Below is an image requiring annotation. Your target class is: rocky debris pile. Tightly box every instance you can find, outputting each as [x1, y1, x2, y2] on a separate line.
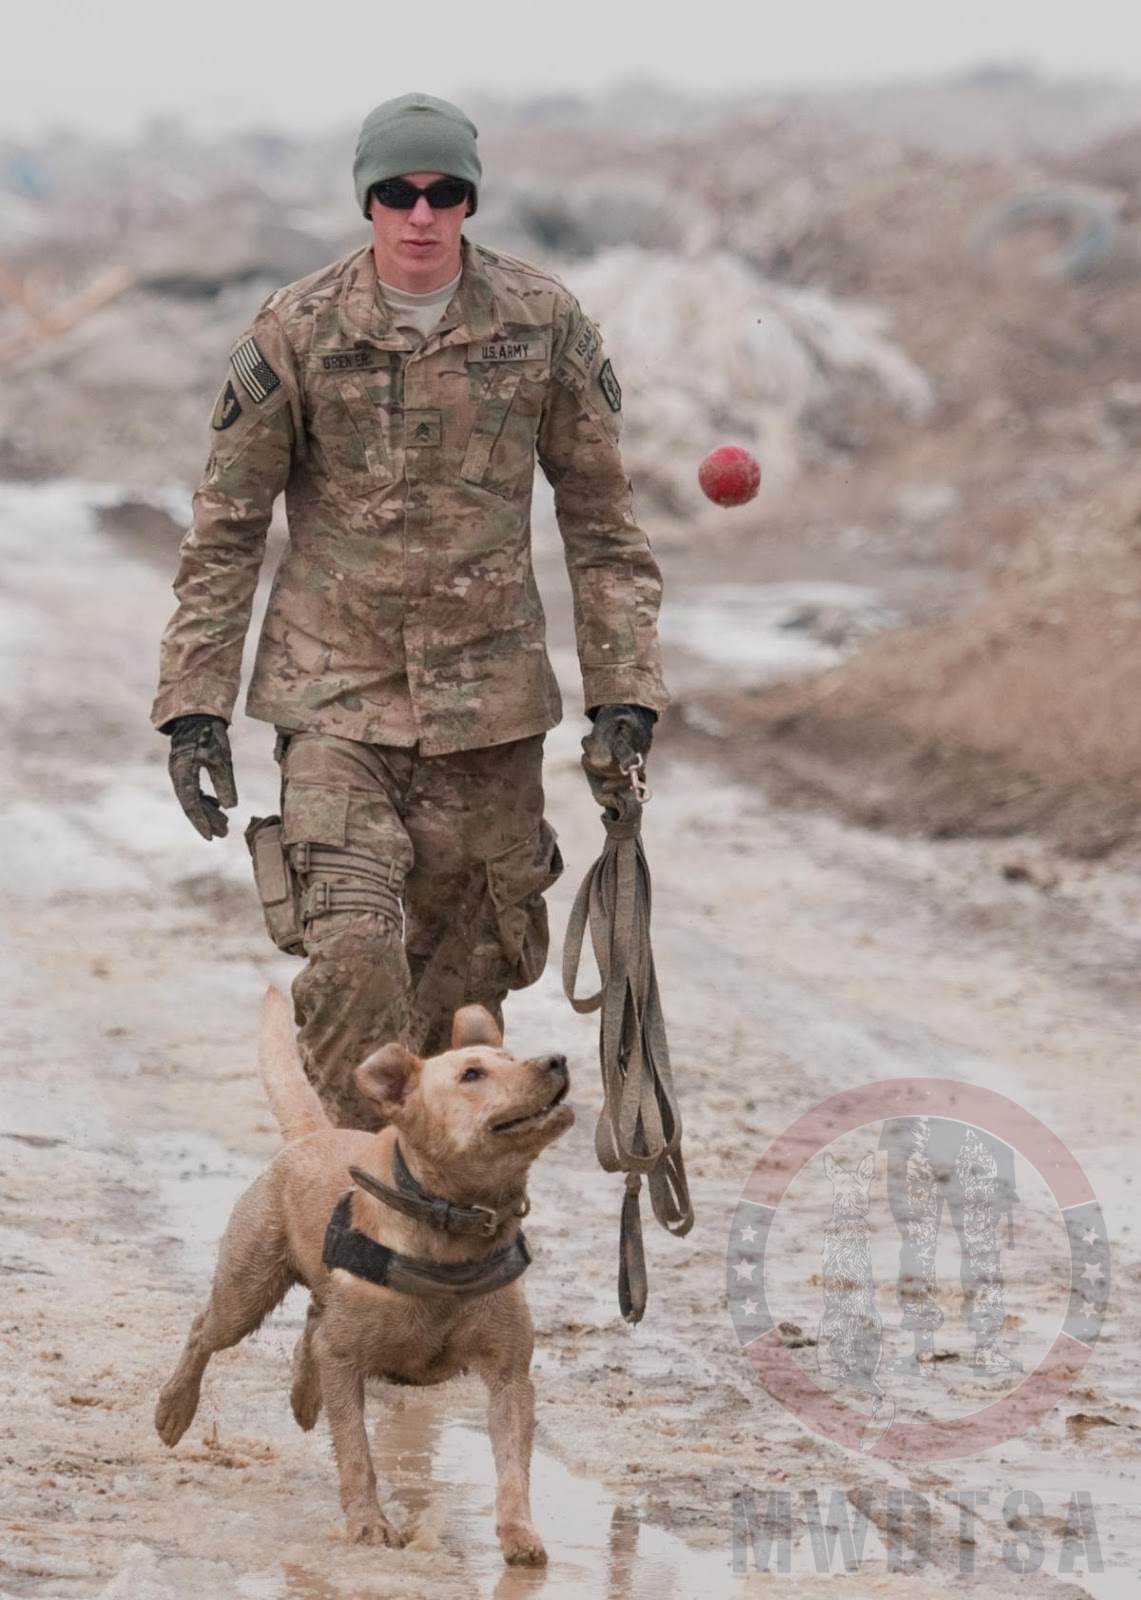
[568, 245, 932, 514]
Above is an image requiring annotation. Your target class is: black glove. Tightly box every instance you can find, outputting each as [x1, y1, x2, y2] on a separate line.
[165, 714, 238, 840]
[581, 703, 656, 778]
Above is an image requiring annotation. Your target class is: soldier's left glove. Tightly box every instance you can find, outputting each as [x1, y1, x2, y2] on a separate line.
[581, 703, 656, 780]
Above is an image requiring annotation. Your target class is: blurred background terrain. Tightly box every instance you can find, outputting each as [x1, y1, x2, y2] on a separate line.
[3, 67, 1141, 859]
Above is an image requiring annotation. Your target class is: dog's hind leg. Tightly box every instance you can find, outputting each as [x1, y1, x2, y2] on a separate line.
[155, 1176, 295, 1449]
[290, 1299, 323, 1431]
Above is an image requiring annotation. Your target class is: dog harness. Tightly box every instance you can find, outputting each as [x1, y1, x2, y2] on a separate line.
[321, 1143, 532, 1297]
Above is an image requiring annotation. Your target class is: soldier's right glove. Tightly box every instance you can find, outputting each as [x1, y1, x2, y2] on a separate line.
[165, 714, 238, 841]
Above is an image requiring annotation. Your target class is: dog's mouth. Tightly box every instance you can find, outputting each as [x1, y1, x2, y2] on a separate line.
[490, 1078, 570, 1134]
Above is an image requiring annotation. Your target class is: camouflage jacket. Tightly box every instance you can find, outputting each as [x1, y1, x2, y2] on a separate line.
[151, 238, 668, 754]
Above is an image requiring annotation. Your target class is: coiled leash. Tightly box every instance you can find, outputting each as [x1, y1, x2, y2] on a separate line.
[562, 739, 694, 1323]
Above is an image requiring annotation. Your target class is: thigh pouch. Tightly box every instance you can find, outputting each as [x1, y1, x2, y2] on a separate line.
[245, 815, 404, 954]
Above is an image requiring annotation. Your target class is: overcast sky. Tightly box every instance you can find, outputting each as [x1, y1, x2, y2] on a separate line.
[3, 0, 1139, 137]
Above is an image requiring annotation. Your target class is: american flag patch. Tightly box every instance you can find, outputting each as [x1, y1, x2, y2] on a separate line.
[230, 336, 282, 404]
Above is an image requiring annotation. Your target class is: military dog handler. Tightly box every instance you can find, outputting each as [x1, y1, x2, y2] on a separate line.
[153, 93, 668, 1128]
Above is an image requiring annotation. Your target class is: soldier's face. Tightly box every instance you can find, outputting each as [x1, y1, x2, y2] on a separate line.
[369, 170, 469, 292]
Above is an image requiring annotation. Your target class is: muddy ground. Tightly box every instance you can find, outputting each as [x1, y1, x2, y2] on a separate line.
[1, 478, 1138, 1599]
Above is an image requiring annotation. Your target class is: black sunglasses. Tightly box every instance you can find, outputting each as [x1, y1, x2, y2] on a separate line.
[371, 177, 471, 210]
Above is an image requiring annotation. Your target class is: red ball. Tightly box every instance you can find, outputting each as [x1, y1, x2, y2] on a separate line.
[698, 445, 761, 507]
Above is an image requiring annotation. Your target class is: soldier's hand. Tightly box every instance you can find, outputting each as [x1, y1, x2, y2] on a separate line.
[582, 703, 656, 778]
[165, 714, 238, 840]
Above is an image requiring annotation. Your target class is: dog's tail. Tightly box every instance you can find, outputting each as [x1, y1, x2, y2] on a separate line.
[258, 985, 329, 1142]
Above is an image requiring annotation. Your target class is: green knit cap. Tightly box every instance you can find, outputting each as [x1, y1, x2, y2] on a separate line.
[353, 93, 481, 218]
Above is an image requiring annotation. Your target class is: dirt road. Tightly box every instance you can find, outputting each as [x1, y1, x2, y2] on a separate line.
[1, 481, 1137, 1597]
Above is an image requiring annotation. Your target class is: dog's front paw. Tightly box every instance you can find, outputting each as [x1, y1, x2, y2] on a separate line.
[499, 1522, 548, 1566]
[345, 1514, 406, 1548]
[154, 1381, 199, 1448]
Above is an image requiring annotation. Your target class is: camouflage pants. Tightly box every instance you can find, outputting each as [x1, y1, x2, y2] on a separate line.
[882, 1117, 1011, 1343]
[275, 730, 563, 1130]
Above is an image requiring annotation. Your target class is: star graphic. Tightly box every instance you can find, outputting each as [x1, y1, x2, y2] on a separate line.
[742, 1298, 758, 1318]
[740, 1224, 758, 1243]
[734, 1260, 756, 1283]
[1082, 1227, 1099, 1248]
[1080, 1261, 1105, 1287]
[1081, 1300, 1099, 1319]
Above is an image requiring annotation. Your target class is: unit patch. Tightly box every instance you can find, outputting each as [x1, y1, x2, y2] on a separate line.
[599, 359, 622, 413]
[471, 338, 543, 364]
[211, 379, 243, 431]
[231, 336, 282, 404]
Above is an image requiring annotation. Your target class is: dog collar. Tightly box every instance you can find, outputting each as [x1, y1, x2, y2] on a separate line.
[348, 1141, 529, 1239]
[322, 1192, 531, 1298]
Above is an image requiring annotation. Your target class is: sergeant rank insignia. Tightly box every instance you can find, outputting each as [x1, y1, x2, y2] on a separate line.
[211, 379, 242, 430]
[599, 359, 622, 413]
[231, 336, 282, 404]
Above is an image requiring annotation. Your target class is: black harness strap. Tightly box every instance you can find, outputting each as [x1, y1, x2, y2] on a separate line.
[322, 1193, 531, 1298]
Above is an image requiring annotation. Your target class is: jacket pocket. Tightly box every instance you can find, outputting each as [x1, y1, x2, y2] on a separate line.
[311, 376, 394, 497]
[460, 369, 544, 498]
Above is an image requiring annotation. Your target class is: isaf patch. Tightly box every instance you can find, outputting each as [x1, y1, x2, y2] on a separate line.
[231, 335, 282, 404]
[574, 323, 600, 369]
[599, 358, 622, 413]
[211, 379, 242, 431]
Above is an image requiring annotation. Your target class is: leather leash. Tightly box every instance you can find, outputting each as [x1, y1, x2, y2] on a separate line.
[562, 754, 693, 1323]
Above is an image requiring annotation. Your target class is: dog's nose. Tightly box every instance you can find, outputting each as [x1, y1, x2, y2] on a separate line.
[542, 1054, 568, 1076]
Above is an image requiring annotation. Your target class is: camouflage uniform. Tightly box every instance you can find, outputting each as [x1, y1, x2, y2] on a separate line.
[153, 238, 667, 1125]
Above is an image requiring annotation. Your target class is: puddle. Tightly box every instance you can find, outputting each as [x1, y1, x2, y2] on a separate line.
[661, 580, 894, 682]
[282, 1392, 750, 1600]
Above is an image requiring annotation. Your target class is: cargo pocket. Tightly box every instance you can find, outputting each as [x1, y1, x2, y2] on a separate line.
[281, 783, 350, 848]
[481, 820, 564, 991]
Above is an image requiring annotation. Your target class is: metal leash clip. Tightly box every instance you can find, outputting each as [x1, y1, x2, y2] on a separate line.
[620, 752, 652, 804]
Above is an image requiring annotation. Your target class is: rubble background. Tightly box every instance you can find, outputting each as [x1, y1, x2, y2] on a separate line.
[3, 67, 1141, 855]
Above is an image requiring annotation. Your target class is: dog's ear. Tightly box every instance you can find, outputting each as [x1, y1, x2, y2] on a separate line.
[355, 1043, 421, 1116]
[823, 1152, 838, 1180]
[451, 1004, 502, 1050]
[857, 1152, 875, 1184]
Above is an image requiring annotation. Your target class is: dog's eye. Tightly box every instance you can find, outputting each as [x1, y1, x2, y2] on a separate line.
[460, 1066, 485, 1083]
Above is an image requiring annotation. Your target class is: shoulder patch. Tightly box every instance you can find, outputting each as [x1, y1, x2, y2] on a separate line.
[599, 358, 622, 413]
[565, 320, 601, 382]
[231, 336, 282, 404]
[211, 379, 243, 430]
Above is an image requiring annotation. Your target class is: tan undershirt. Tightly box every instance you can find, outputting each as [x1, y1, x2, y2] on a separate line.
[376, 267, 462, 343]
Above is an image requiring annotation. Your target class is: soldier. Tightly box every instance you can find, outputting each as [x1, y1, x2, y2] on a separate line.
[152, 92, 668, 1129]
